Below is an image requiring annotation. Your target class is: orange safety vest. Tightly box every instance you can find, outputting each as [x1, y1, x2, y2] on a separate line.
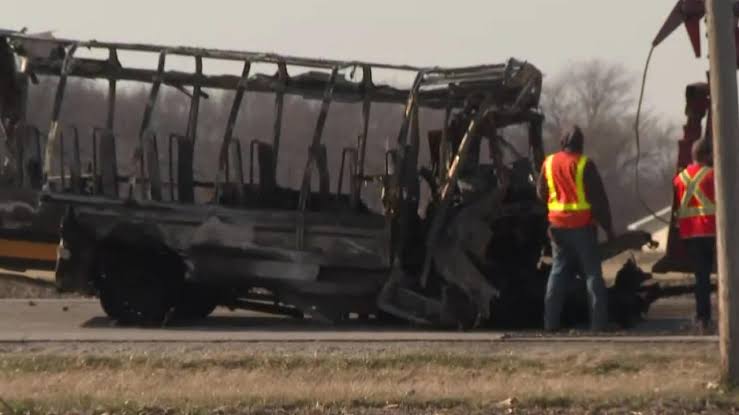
[674, 163, 716, 239]
[543, 152, 593, 228]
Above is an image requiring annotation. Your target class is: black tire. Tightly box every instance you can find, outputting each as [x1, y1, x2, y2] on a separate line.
[99, 283, 124, 321]
[97, 242, 183, 326]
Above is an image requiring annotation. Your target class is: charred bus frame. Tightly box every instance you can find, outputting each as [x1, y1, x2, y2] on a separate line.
[2, 30, 627, 328]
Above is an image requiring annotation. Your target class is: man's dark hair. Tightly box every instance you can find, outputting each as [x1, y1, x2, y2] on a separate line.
[692, 138, 713, 166]
[560, 125, 584, 153]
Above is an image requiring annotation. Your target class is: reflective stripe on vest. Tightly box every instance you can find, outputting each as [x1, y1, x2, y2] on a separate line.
[678, 166, 715, 219]
[544, 154, 592, 212]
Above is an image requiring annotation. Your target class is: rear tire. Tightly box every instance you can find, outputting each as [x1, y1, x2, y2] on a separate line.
[99, 285, 124, 321]
[97, 242, 183, 325]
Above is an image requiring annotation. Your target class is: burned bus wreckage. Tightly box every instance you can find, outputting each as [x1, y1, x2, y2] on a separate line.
[0, 29, 679, 329]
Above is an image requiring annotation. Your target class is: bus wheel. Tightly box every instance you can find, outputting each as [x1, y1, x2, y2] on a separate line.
[97, 244, 182, 326]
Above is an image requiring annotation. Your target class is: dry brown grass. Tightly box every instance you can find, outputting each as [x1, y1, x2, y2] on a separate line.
[0, 344, 731, 412]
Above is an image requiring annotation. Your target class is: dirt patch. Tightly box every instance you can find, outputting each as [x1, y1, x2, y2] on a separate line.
[0, 278, 60, 298]
[0, 270, 78, 299]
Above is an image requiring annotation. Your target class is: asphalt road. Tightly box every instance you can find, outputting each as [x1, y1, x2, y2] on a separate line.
[0, 298, 717, 343]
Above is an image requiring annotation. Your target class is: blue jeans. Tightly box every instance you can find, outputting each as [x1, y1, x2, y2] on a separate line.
[545, 226, 608, 331]
[684, 237, 715, 323]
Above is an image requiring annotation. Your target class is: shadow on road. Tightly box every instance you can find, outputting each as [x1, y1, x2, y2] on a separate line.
[80, 314, 432, 333]
[80, 311, 695, 335]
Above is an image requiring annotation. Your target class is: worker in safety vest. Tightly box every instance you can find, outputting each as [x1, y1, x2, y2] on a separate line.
[537, 125, 614, 331]
[674, 138, 715, 331]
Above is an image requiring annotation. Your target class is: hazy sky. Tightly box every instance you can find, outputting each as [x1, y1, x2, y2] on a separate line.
[0, 0, 714, 123]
